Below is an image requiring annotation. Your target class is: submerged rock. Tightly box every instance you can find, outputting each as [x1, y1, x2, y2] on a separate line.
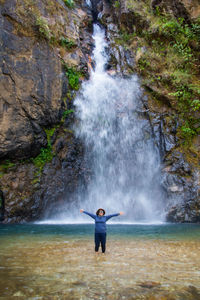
[138, 281, 161, 289]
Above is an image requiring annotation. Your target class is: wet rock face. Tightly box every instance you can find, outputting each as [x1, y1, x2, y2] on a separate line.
[161, 151, 199, 222]
[0, 1, 64, 159]
[91, 0, 103, 21]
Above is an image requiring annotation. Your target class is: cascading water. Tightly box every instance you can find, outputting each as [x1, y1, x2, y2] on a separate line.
[43, 24, 166, 224]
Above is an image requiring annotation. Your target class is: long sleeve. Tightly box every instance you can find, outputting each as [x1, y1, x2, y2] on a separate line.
[106, 213, 120, 221]
[83, 211, 96, 220]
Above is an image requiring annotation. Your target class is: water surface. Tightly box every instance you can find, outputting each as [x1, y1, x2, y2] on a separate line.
[0, 224, 200, 299]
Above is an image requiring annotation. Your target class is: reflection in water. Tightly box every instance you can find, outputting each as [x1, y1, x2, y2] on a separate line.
[0, 224, 200, 299]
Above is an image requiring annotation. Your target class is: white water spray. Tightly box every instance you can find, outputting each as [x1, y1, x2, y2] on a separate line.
[41, 25, 165, 224]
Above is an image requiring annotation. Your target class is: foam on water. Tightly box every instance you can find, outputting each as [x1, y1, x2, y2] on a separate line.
[36, 220, 165, 225]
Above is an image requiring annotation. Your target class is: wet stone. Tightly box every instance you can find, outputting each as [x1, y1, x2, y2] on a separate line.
[139, 281, 161, 289]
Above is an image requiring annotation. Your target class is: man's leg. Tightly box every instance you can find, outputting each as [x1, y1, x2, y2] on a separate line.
[100, 233, 107, 253]
[95, 233, 100, 252]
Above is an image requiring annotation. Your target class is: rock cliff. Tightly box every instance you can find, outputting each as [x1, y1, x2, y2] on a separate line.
[0, 0, 92, 160]
[0, 0, 92, 222]
[100, 0, 200, 222]
[0, 0, 199, 223]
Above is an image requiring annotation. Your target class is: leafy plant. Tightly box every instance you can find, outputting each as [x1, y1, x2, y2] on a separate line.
[63, 0, 74, 8]
[161, 19, 182, 36]
[60, 37, 75, 49]
[168, 84, 199, 143]
[62, 109, 74, 118]
[65, 66, 81, 90]
[138, 57, 151, 71]
[36, 16, 51, 40]
[32, 147, 54, 171]
[191, 99, 200, 112]
[172, 42, 193, 63]
[115, 3, 200, 145]
[31, 128, 56, 172]
[114, 0, 120, 9]
[180, 124, 196, 140]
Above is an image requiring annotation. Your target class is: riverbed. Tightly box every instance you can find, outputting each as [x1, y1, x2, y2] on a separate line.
[0, 224, 200, 299]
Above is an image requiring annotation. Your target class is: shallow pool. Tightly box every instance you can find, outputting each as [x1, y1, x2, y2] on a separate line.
[0, 224, 200, 299]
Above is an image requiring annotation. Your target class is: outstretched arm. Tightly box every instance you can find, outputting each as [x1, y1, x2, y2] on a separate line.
[106, 212, 124, 221]
[80, 209, 96, 220]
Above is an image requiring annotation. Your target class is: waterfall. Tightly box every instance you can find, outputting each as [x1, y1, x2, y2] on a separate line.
[42, 24, 166, 224]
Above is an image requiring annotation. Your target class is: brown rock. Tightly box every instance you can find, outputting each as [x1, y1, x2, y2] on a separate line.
[139, 281, 161, 289]
[0, 0, 92, 160]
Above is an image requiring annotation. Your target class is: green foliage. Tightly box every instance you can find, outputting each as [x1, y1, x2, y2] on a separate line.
[172, 42, 193, 64]
[31, 176, 40, 185]
[32, 147, 54, 171]
[154, 6, 161, 16]
[191, 99, 200, 112]
[137, 57, 151, 71]
[169, 86, 191, 100]
[115, 31, 136, 46]
[62, 109, 74, 118]
[169, 85, 193, 111]
[114, 0, 120, 8]
[160, 18, 183, 36]
[168, 84, 199, 143]
[65, 66, 81, 90]
[31, 128, 55, 172]
[132, 11, 200, 144]
[36, 16, 51, 40]
[45, 128, 56, 146]
[190, 22, 200, 41]
[180, 123, 196, 141]
[189, 84, 200, 95]
[157, 17, 199, 65]
[63, 0, 74, 8]
[60, 37, 75, 49]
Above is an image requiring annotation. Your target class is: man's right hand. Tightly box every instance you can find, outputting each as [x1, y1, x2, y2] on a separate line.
[80, 209, 84, 213]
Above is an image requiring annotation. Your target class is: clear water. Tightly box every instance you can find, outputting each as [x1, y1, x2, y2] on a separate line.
[1, 224, 200, 299]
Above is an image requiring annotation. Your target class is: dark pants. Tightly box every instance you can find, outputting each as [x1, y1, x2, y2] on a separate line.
[95, 233, 106, 253]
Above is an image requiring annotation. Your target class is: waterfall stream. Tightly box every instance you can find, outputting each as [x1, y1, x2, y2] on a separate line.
[42, 24, 166, 224]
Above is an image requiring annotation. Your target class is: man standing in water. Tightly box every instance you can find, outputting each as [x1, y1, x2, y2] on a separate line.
[80, 208, 124, 253]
